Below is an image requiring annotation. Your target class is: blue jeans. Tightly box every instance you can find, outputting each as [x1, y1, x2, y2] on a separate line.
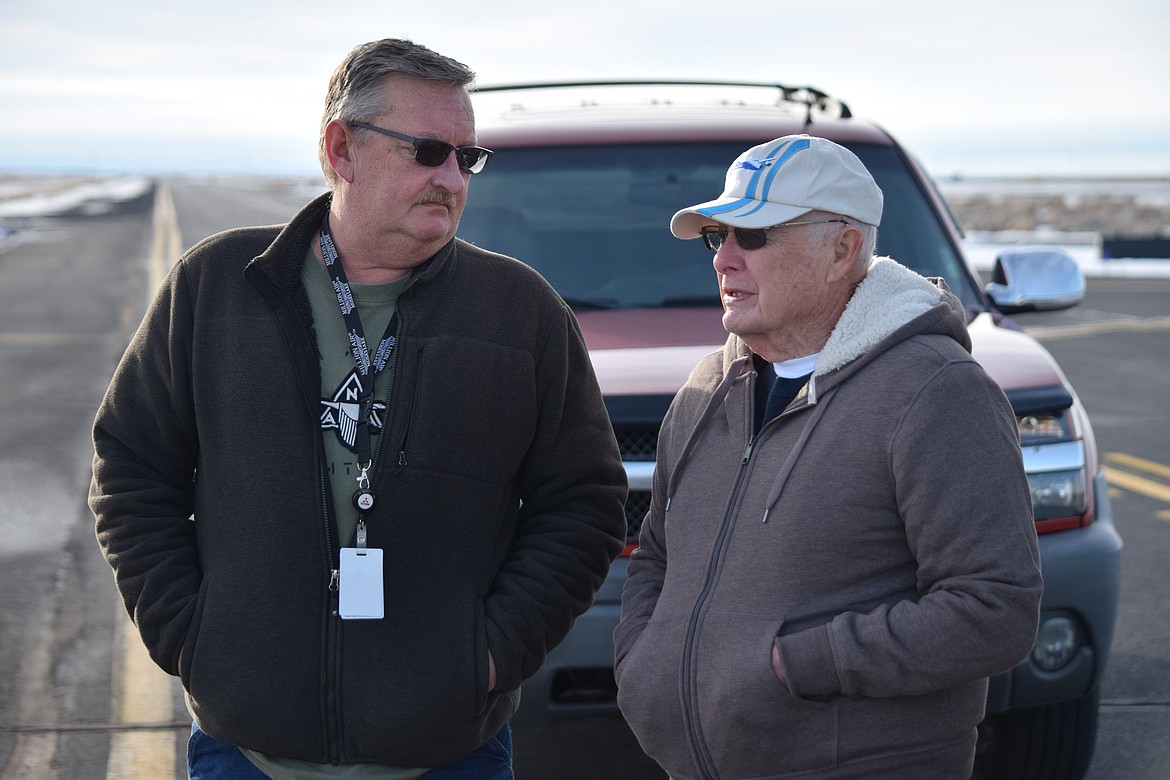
[187, 722, 514, 779]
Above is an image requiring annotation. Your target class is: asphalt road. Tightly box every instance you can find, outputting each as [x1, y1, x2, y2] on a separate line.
[0, 177, 1167, 778]
[1011, 282, 1170, 779]
[0, 189, 169, 778]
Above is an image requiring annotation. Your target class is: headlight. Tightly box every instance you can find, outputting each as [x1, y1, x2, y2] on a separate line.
[1027, 469, 1087, 520]
[1017, 410, 1072, 445]
[1020, 440, 1087, 523]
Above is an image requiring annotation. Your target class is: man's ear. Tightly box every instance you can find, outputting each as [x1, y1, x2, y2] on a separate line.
[324, 120, 357, 184]
[826, 225, 864, 283]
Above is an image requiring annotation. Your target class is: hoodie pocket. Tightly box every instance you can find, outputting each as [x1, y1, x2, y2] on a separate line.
[615, 615, 702, 780]
[695, 615, 839, 775]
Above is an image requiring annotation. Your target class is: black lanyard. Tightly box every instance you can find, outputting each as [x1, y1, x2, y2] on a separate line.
[318, 214, 400, 515]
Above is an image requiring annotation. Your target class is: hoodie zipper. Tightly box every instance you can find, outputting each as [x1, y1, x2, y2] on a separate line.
[678, 375, 762, 780]
[675, 374, 836, 777]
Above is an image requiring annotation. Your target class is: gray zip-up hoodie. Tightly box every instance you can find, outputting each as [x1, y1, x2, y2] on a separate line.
[615, 257, 1042, 780]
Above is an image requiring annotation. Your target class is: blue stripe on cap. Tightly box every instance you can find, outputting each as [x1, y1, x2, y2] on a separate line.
[697, 137, 811, 220]
[697, 197, 756, 218]
[760, 138, 810, 197]
[741, 138, 810, 216]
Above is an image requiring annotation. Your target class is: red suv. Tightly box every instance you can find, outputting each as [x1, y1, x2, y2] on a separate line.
[460, 81, 1122, 780]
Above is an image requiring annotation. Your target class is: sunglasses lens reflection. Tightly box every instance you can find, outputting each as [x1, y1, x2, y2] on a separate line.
[701, 227, 768, 251]
[456, 149, 489, 173]
[414, 140, 454, 167]
[415, 141, 490, 173]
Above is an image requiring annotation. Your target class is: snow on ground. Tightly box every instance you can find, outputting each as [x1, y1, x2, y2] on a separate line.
[0, 175, 152, 218]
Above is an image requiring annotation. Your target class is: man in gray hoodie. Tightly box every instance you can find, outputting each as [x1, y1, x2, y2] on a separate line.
[614, 135, 1042, 779]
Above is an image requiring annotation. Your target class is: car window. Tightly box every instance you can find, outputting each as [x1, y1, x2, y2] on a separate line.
[458, 141, 982, 311]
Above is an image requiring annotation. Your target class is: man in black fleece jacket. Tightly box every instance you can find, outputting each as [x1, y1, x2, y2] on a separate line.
[90, 38, 626, 779]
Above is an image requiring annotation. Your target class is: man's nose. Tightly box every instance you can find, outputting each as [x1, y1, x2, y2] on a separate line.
[431, 154, 469, 191]
[712, 244, 742, 274]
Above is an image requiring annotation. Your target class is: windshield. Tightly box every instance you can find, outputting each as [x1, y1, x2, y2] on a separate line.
[458, 141, 980, 311]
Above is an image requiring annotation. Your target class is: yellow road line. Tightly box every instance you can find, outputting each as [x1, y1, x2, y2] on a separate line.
[107, 612, 177, 780]
[1025, 315, 1170, 341]
[149, 182, 182, 293]
[1105, 452, 1170, 482]
[1103, 466, 1170, 505]
[108, 182, 183, 779]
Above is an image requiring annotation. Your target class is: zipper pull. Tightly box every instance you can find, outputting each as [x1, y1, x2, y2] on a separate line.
[742, 434, 757, 464]
[328, 569, 339, 592]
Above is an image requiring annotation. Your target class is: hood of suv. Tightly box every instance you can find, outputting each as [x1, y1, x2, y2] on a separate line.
[577, 307, 726, 396]
[967, 312, 1066, 391]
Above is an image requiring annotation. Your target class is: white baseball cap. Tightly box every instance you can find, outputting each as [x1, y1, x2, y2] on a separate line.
[670, 134, 884, 239]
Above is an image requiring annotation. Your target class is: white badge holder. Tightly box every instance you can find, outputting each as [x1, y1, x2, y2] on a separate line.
[339, 547, 384, 620]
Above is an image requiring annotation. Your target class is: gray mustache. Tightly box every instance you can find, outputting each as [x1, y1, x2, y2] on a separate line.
[419, 192, 457, 209]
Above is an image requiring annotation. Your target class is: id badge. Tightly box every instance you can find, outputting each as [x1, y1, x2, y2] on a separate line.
[339, 547, 384, 620]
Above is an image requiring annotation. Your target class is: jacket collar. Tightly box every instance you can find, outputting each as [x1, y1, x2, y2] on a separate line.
[816, 256, 954, 376]
[246, 191, 458, 292]
[720, 256, 966, 401]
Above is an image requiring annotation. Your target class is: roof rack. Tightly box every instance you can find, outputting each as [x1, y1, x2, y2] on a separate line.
[470, 80, 851, 124]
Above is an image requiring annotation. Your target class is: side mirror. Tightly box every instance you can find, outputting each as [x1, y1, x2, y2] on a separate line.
[986, 247, 1085, 313]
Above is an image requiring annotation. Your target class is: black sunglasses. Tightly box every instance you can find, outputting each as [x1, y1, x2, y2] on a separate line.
[349, 121, 494, 174]
[699, 219, 849, 251]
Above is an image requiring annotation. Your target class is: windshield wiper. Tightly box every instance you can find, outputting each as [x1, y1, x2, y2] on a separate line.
[561, 297, 622, 311]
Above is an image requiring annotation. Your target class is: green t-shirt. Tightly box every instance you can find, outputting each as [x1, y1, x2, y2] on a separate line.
[303, 249, 409, 550]
[236, 251, 423, 780]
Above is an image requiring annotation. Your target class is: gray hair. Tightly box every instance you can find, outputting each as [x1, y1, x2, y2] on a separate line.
[318, 39, 476, 186]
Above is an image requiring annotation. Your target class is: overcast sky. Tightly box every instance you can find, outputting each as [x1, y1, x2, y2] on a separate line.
[1, 0, 1168, 179]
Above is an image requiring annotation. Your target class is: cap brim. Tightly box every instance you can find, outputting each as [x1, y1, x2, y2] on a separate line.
[670, 198, 814, 239]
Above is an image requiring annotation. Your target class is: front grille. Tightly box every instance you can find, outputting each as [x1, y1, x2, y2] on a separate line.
[614, 423, 659, 545]
[615, 424, 658, 462]
[625, 491, 651, 544]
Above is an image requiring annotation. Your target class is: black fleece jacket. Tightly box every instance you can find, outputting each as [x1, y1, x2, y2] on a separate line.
[90, 193, 627, 767]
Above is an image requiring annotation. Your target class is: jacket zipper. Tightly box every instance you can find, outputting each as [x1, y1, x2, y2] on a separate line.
[255, 261, 344, 765]
[319, 428, 344, 764]
[677, 375, 821, 777]
[323, 301, 408, 764]
[680, 421, 762, 779]
[246, 244, 417, 766]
